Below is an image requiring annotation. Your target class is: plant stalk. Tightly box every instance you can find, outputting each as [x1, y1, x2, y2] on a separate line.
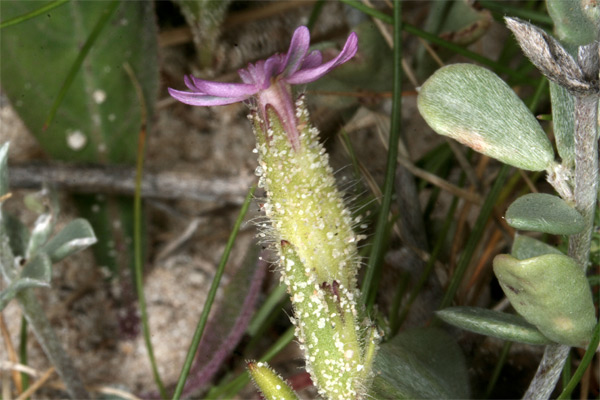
[523, 92, 599, 399]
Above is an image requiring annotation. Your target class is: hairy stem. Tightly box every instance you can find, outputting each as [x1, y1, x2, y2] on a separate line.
[524, 93, 599, 399]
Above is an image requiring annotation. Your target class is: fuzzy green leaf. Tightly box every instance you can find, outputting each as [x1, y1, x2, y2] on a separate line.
[511, 234, 563, 260]
[437, 307, 552, 345]
[26, 214, 54, 259]
[550, 83, 575, 168]
[493, 253, 596, 347]
[547, 0, 600, 48]
[20, 251, 52, 283]
[370, 328, 470, 399]
[505, 193, 585, 235]
[0, 252, 53, 311]
[41, 218, 96, 263]
[417, 64, 555, 171]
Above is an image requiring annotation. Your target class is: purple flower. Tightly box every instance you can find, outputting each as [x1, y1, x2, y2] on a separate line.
[168, 26, 358, 149]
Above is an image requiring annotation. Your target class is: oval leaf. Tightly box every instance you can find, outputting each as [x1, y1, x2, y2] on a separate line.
[511, 234, 563, 260]
[20, 252, 52, 284]
[0, 276, 50, 311]
[505, 193, 585, 235]
[26, 213, 54, 258]
[370, 328, 470, 399]
[417, 64, 554, 171]
[41, 219, 97, 263]
[547, 0, 600, 48]
[493, 253, 596, 347]
[437, 307, 552, 345]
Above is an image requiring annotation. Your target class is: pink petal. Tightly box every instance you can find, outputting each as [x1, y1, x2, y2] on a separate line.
[263, 55, 285, 86]
[184, 75, 258, 97]
[168, 87, 251, 106]
[281, 26, 311, 78]
[300, 50, 323, 69]
[285, 32, 358, 85]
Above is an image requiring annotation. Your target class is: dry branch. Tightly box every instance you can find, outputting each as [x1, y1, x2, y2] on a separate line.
[8, 162, 252, 204]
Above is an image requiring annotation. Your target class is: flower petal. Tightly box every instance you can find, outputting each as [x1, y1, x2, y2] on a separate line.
[184, 75, 258, 97]
[300, 50, 323, 70]
[281, 26, 310, 78]
[285, 32, 358, 85]
[168, 87, 251, 106]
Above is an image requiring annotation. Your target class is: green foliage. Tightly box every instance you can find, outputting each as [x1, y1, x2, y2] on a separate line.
[550, 83, 575, 167]
[505, 193, 585, 235]
[511, 234, 563, 260]
[0, 253, 52, 311]
[546, 0, 600, 49]
[370, 328, 470, 399]
[0, 1, 158, 162]
[41, 219, 97, 263]
[493, 253, 596, 347]
[437, 307, 552, 345]
[0, 1, 159, 274]
[417, 64, 555, 171]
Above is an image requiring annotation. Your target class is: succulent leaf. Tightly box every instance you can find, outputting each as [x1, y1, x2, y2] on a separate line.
[417, 64, 555, 171]
[493, 253, 596, 347]
[505, 193, 585, 235]
[437, 307, 552, 345]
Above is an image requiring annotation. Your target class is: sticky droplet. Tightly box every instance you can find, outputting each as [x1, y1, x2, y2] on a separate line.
[67, 130, 87, 150]
[93, 89, 106, 104]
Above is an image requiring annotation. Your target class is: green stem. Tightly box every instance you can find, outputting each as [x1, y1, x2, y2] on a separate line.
[172, 186, 256, 400]
[131, 83, 167, 398]
[524, 88, 599, 400]
[0, 0, 70, 29]
[362, 0, 402, 311]
[484, 341, 512, 398]
[557, 320, 600, 399]
[19, 316, 29, 397]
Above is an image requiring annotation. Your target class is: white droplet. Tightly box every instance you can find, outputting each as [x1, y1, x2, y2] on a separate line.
[91, 204, 100, 213]
[108, 113, 116, 122]
[67, 130, 87, 150]
[93, 89, 106, 104]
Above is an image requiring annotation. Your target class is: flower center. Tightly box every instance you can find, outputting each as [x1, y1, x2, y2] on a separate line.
[257, 78, 300, 151]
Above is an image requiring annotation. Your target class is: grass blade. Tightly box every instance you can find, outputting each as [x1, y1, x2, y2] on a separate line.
[340, 0, 524, 80]
[0, 0, 69, 29]
[172, 185, 257, 400]
[127, 62, 167, 398]
[362, 0, 403, 311]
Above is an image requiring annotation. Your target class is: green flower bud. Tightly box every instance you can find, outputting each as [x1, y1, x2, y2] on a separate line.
[247, 361, 299, 400]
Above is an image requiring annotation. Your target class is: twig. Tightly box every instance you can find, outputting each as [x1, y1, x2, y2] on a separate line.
[8, 163, 252, 204]
[0, 313, 22, 393]
[15, 367, 54, 400]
